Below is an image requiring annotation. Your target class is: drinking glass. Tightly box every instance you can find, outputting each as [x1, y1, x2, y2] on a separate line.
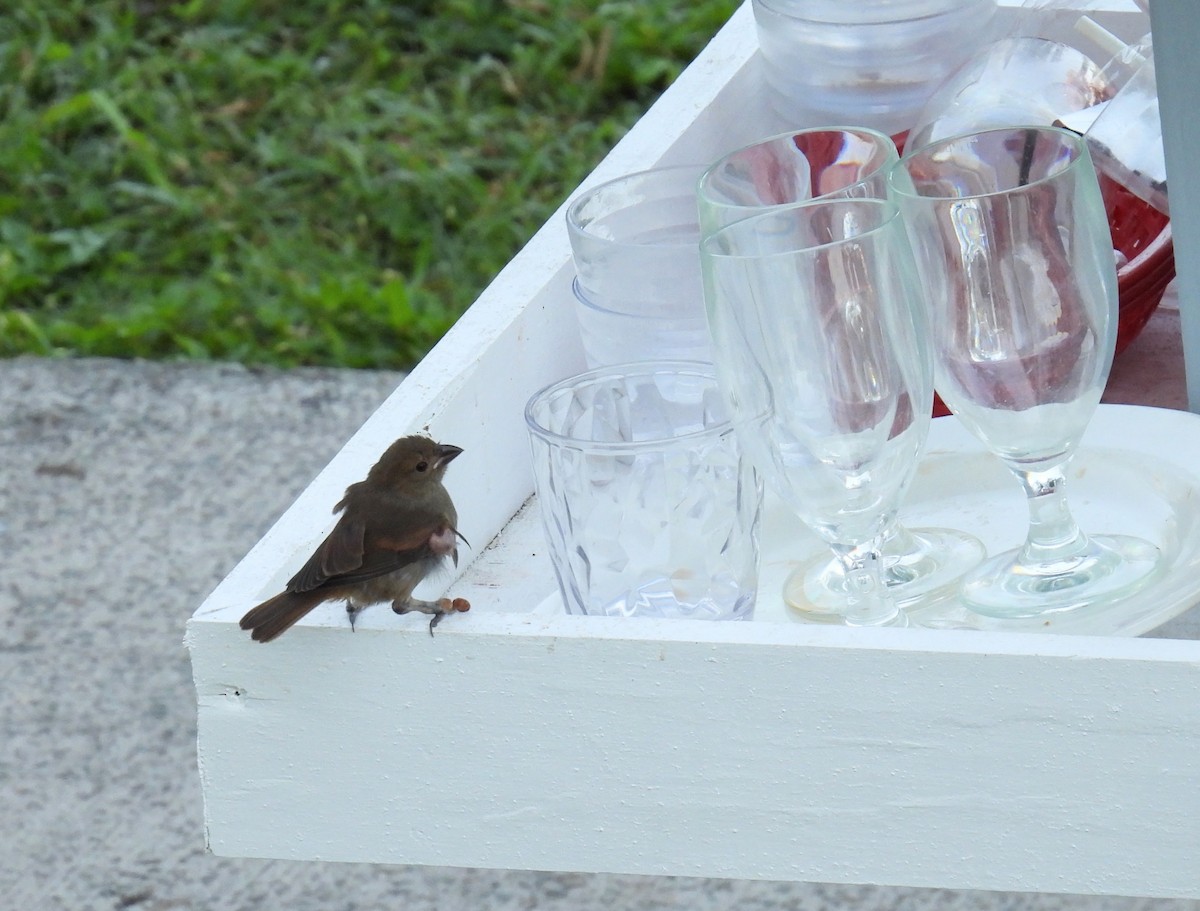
[890, 126, 1161, 618]
[566, 165, 712, 366]
[525, 362, 761, 620]
[697, 126, 885, 237]
[701, 198, 932, 627]
[751, 0, 998, 137]
[698, 128, 984, 619]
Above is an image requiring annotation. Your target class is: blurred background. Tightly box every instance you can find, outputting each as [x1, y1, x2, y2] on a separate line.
[0, 0, 736, 369]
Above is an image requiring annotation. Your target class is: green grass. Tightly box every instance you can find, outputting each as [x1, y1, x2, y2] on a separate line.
[0, 0, 737, 368]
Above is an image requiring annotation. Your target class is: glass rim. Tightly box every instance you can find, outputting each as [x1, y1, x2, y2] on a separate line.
[696, 124, 897, 217]
[889, 124, 1088, 202]
[699, 196, 902, 260]
[565, 164, 706, 243]
[524, 360, 734, 451]
[752, 0, 989, 23]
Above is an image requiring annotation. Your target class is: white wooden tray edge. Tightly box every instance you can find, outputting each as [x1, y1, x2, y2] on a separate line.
[187, 614, 1200, 897]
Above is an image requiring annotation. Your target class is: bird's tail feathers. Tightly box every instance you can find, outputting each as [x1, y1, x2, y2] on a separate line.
[239, 589, 327, 643]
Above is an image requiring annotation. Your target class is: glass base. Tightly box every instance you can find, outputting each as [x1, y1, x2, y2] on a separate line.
[961, 534, 1162, 619]
[784, 526, 986, 622]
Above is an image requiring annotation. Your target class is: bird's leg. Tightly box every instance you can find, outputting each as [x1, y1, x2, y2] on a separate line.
[346, 601, 362, 632]
[392, 596, 471, 636]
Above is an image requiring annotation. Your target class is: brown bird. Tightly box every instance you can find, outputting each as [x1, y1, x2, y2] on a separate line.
[239, 435, 470, 643]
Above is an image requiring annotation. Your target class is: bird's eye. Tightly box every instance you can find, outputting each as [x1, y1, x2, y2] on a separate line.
[416, 460, 428, 472]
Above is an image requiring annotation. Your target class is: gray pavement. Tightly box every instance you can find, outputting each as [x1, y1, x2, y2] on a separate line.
[1, 355, 1196, 911]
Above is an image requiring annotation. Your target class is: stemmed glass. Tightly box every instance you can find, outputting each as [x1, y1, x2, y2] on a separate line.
[697, 126, 897, 239]
[890, 126, 1160, 618]
[698, 127, 984, 619]
[700, 198, 932, 627]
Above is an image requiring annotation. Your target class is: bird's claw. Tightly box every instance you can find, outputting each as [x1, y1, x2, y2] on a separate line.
[392, 596, 471, 636]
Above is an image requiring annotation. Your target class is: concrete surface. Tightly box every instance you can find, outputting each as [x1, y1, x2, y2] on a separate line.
[1, 351, 1197, 911]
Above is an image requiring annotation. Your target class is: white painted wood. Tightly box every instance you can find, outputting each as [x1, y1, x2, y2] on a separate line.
[188, 0, 1200, 897]
[189, 620, 1200, 897]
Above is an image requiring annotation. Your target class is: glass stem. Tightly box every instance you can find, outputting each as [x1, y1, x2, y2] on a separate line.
[834, 544, 902, 626]
[1015, 465, 1090, 568]
[878, 516, 910, 558]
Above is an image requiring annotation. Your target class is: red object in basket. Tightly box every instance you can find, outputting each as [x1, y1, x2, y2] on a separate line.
[1105, 175, 1175, 356]
[893, 134, 1176, 418]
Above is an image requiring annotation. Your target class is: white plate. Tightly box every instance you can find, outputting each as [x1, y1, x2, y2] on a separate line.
[754, 404, 1200, 636]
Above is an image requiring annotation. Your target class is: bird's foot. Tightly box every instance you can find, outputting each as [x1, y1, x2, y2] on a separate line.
[392, 596, 471, 636]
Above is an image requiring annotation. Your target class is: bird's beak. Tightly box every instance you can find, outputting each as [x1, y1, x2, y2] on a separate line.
[434, 443, 463, 469]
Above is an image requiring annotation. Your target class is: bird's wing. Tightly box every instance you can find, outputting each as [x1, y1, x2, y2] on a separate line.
[312, 543, 433, 587]
[286, 511, 368, 592]
[286, 513, 452, 593]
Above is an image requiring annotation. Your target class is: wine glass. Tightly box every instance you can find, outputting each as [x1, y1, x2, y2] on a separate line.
[698, 126, 891, 239]
[700, 198, 932, 627]
[890, 125, 1161, 618]
[698, 127, 984, 620]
